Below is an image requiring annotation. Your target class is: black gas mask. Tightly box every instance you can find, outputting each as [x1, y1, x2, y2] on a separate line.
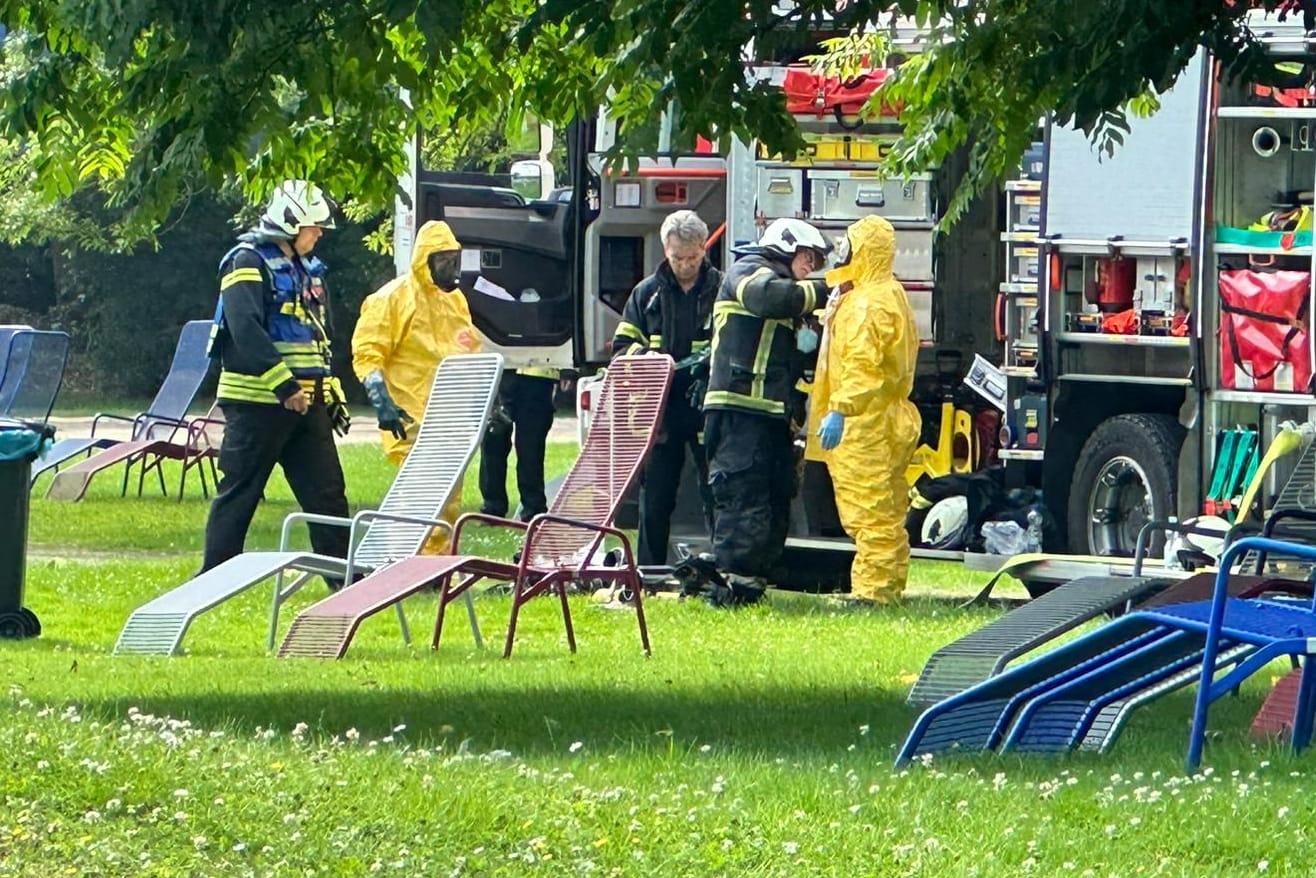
[428, 251, 461, 292]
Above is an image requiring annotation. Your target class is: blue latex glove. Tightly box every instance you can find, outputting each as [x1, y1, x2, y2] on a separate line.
[362, 370, 414, 441]
[818, 411, 845, 451]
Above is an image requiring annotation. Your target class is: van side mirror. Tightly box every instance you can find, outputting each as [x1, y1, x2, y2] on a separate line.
[511, 160, 543, 200]
[510, 159, 556, 201]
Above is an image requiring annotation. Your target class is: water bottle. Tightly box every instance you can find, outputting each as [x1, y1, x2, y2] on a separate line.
[1025, 507, 1044, 552]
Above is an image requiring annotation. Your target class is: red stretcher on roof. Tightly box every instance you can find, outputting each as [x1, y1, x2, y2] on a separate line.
[781, 66, 900, 119]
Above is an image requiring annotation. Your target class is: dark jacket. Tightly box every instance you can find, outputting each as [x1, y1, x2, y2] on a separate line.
[611, 259, 722, 431]
[211, 238, 334, 405]
[703, 251, 823, 419]
[611, 260, 721, 360]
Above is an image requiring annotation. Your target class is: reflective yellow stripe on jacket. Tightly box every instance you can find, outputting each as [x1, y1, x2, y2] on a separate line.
[217, 360, 297, 403]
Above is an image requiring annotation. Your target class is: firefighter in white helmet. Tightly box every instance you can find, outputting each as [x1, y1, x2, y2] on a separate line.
[202, 180, 352, 587]
[702, 217, 830, 605]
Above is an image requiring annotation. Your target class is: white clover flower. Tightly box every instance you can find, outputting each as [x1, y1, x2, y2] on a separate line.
[292, 722, 309, 738]
[193, 836, 207, 850]
[1278, 806, 1290, 819]
[345, 728, 360, 742]
[699, 744, 711, 753]
[173, 789, 190, 799]
[782, 841, 799, 855]
[82, 810, 103, 824]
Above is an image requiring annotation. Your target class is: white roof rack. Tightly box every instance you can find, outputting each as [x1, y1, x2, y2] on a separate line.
[1245, 8, 1316, 57]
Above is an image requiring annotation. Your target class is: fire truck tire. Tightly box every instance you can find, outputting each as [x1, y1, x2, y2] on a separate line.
[1066, 414, 1185, 557]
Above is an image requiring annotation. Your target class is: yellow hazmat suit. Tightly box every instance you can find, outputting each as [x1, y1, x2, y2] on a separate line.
[352, 221, 481, 543]
[809, 214, 922, 603]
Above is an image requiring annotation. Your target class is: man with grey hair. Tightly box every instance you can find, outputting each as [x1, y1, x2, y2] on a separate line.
[611, 209, 723, 565]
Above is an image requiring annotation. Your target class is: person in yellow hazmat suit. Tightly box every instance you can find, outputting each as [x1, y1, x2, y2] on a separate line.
[352, 220, 481, 547]
[810, 214, 922, 604]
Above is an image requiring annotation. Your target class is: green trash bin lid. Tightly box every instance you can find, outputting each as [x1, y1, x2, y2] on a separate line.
[0, 421, 53, 463]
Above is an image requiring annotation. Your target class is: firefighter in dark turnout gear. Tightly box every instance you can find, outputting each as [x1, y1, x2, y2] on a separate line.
[610, 210, 722, 565]
[703, 217, 830, 602]
[201, 180, 352, 583]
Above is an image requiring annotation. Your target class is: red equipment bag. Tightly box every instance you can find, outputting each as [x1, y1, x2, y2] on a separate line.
[1086, 258, 1137, 313]
[1218, 269, 1312, 392]
[781, 66, 897, 119]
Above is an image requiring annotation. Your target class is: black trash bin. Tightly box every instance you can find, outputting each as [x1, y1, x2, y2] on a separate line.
[0, 418, 54, 640]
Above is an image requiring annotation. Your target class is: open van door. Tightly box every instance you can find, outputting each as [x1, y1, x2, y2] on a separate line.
[398, 124, 576, 369]
[396, 116, 727, 371]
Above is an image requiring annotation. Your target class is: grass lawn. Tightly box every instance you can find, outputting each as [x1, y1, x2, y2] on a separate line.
[4, 442, 1314, 876]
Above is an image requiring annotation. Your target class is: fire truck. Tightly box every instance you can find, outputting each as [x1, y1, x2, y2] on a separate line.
[396, 9, 1316, 581]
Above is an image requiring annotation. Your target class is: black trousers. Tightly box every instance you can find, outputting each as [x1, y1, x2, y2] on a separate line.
[637, 421, 714, 566]
[705, 410, 796, 578]
[202, 402, 349, 575]
[478, 373, 556, 520]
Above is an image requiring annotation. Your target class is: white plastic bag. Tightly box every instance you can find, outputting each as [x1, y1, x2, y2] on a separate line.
[981, 520, 1041, 556]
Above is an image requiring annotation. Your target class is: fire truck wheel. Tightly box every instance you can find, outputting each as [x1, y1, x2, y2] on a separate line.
[1067, 413, 1185, 557]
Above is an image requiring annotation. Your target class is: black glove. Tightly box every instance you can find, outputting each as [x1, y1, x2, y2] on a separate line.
[686, 376, 707, 411]
[363, 370, 414, 441]
[676, 347, 711, 410]
[327, 381, 352, 438]
[327, 400, 350, 437]
[488, 402, 513, 437]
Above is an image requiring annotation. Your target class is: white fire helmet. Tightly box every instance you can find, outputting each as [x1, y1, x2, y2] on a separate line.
[260, 180, 337, 238]
[922, 495, 970, 550]
[757, 217, 831, 262]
